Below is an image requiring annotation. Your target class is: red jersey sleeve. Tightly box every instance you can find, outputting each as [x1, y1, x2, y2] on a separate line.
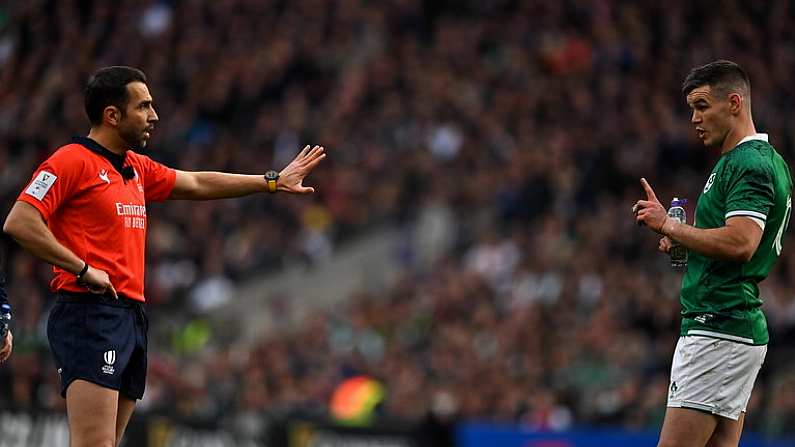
[135, 153, 176, 202]
[17, 146, 85, 221]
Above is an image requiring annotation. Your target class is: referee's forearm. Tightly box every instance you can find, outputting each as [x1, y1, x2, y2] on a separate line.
[7, 229, 84, 275]
[4, 203, 84, 274]
[170, 171, 267, 200]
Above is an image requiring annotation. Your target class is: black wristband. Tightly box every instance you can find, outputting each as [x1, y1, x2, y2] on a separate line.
[76, 263, 89, 281]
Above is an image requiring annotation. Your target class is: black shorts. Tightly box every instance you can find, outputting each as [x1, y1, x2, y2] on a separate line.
[47, 291, 148, 400]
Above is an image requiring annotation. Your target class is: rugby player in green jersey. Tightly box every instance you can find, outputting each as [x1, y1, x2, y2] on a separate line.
[634, 60, 793, 447]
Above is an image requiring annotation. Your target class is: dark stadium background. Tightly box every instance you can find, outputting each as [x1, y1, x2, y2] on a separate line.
[1, 1, 795, 446]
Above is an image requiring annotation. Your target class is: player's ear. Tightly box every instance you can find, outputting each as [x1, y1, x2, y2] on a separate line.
[728, 92, 742, 116]
[103, 105, 122, 127]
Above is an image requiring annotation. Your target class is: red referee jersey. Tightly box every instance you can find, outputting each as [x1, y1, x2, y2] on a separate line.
[17, 138, 176, 302]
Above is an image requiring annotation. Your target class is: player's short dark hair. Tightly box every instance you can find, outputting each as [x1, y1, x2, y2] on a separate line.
[84, 66, 147, 125]
[682, 60, 750, 98]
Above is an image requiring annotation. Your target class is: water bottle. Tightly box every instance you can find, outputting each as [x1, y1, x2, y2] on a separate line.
[0, 304, 10, 348]
[668, 198, 687, 270]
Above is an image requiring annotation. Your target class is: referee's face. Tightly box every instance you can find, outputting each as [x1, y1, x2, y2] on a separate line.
[119, 82, 158, 149]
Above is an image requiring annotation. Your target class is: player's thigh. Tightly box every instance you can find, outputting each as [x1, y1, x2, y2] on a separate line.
[705, 412, 744, 447]
[66, 379, 119, 447]
[115, 395, 137, 446]
[658, 406, 718, 447]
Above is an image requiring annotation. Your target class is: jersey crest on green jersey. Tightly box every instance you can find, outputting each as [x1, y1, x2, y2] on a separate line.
[703, 173, 717, 193]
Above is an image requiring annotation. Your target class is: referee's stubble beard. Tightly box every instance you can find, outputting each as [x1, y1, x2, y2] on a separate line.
[118, 113, 155, 153]
[116, 82, 158, 153]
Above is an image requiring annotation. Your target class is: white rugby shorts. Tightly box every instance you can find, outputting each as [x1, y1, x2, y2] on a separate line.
[667, 335, 766, 420]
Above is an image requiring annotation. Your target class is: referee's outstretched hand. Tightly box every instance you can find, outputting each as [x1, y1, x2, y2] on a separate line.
[80, 266, 118, 299]
[277, 145, 326, 194]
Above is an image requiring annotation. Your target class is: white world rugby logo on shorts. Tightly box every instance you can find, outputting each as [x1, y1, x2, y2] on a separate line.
[102, 350, 116, 375]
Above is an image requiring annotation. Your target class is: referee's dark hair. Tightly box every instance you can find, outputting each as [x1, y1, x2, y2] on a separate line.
[85, 66, 147, 126]
[682, 60, 750, 99]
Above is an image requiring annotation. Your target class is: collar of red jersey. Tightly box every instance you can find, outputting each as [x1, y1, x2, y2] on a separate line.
[73, 136, 128, 174]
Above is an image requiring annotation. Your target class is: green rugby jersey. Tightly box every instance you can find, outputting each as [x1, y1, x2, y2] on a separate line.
[680, 134, 792, 345]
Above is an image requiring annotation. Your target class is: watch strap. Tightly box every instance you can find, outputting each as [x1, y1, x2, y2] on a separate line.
[264, 171, 279, 193]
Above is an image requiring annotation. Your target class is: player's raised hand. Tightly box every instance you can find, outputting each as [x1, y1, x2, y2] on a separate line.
[277, 145, 326, 194]
[634, 178, 668, 233]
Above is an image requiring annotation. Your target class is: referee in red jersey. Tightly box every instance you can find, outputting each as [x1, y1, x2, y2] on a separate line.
[3, 66, 325, 447]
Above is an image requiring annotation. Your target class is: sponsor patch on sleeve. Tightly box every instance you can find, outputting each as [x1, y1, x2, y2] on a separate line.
[24, 170, 58, 201]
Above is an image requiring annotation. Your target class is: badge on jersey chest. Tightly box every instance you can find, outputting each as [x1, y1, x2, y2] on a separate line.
[100, 169, 147, 231]
[115, 201, 147, 230]
[703, 173, 717, 193]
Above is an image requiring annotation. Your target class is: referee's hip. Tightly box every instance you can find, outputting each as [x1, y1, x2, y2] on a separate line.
[56, 290, 142, 308]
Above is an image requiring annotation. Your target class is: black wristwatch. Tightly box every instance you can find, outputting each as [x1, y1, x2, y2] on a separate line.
[264, 170, 279, 193]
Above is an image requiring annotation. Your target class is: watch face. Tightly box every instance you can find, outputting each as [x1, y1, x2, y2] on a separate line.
[265, 170, 279, 180]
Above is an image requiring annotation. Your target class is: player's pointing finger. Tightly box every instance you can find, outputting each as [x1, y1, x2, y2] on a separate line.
[640, 178, 658, 202]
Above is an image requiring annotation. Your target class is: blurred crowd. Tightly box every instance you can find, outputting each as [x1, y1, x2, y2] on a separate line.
[2, 0, 795, 440]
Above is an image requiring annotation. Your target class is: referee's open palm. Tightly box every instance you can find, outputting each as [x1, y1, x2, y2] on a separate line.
[80, 266, 118, 299]
[278, 145, 326, 194]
